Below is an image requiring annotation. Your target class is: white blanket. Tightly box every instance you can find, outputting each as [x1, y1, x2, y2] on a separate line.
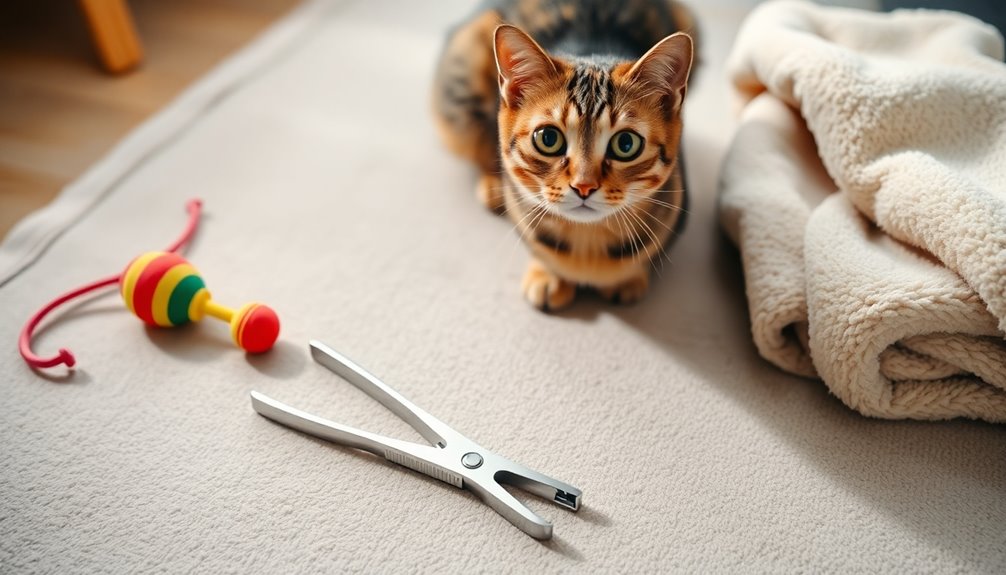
[720, 0, 1006, 421]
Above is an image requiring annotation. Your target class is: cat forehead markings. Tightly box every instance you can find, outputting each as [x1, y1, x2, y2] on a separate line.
[567, 62, 615, 121]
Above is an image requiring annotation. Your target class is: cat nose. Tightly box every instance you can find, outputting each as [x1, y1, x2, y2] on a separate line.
[570, 182, 599, 199]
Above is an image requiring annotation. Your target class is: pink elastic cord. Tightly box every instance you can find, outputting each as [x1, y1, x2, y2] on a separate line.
[18, 199, 203, 370]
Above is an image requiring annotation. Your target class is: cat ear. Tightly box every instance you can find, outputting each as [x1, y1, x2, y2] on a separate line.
[626, 32, 693, 110]
[494, 25, 560, 108]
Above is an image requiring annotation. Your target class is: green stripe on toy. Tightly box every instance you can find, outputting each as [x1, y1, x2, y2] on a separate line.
[167, 274, 206, 326]
[121, 251, 280, 353]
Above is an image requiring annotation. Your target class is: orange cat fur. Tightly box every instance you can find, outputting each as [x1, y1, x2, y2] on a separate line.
[434, 0, 696, 310]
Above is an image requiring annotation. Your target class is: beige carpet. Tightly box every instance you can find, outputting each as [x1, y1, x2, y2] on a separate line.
[1, 0, 1004, 572]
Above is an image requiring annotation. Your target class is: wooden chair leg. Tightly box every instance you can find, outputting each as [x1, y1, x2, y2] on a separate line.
[78, 0, 144, 74]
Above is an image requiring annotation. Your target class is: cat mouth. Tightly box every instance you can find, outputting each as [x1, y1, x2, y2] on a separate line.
[559, 202, 608, 223]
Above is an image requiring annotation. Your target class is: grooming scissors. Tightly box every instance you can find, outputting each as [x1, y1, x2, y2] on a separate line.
[250, 340, 582, 540]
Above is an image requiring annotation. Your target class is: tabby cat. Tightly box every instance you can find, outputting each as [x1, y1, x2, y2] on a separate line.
[433, 0, 696, 310]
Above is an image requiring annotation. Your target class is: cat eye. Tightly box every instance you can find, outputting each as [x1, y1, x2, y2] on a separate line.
[532, 126, 566, 156]
[608, 130, 644, 161]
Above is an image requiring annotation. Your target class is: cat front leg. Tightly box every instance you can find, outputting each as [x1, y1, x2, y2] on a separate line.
[477, 174, 505, 214]
[521, 258, 576, 312]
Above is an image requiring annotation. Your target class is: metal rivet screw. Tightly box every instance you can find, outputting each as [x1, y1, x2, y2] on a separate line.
[461, 452, 483, 469]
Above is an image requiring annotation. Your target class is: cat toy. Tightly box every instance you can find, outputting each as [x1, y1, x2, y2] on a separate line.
[18, 199, 280, 370]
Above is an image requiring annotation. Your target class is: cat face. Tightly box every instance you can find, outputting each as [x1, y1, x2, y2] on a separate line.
[494, 26, 693, 224]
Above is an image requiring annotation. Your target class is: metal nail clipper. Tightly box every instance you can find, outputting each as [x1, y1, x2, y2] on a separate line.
[250, 340, 582, 540]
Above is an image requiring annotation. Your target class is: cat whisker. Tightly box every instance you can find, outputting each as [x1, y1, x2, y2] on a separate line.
[502, 201, 549, 269]
[630, 187, 685, 195]
[619, 210, 643, 268]
[610, 210, 625, 263]
[519, 202, 553, 261]
[625, 190, 689, 214]
[628, 213, 647, 267]
[616, 210, 643, 266]
[627, 186, 685, 195]
[603, 213, 616, 234]
[610, 209, 630, 261]
[640, 208, 676, 269]
[625, 194, 680, 211]
[625, 204, 671, 275]
[498, 196, 545, 250]
[625, 197, 685, 216]
[631, 215, 663, 279]
[630, 203, 674, 232]
[509, 199, 547, 240]
[523, 201, 554, 242]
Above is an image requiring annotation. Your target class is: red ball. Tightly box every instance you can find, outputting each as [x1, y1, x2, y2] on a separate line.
[233, 303, 280, 353]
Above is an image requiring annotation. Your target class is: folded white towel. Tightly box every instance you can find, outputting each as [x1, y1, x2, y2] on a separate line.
[719, 0, 1006, 421]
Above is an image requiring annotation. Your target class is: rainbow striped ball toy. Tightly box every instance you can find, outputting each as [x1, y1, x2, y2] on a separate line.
[120, 251, 279, 353]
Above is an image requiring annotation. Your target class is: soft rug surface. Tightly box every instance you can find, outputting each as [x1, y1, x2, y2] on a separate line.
[720, 0, 1006, 421]
[2, 0, 1004, 572]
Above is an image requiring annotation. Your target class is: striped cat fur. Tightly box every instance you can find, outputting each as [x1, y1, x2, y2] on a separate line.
[434, 0, 697, 310]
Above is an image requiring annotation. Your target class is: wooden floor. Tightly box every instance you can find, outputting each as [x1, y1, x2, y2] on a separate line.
[0, 0, 301, 240]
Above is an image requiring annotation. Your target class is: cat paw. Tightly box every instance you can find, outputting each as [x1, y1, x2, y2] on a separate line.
[599, 274, 649, 305]
[522, 260, 575, 312]
[477, 174, 505, 214]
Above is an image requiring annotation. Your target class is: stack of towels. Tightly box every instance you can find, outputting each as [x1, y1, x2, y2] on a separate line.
[718, 0, 1006, 422]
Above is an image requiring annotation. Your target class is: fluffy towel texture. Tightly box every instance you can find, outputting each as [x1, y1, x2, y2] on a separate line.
[719, 0, 1006, 421]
